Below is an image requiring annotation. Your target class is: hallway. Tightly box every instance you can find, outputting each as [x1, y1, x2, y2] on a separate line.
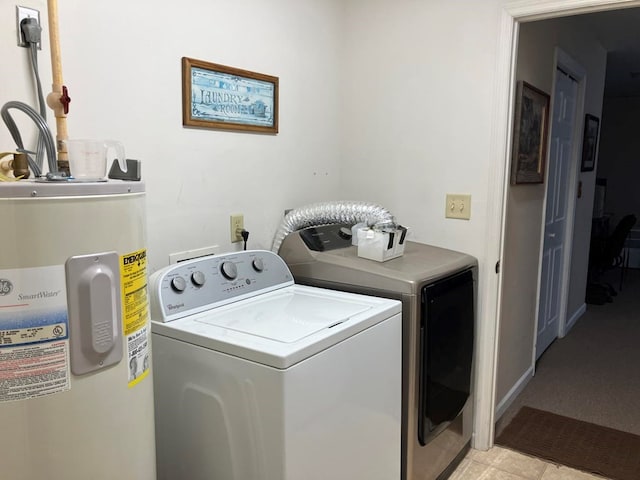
[497, 267, 640, 437]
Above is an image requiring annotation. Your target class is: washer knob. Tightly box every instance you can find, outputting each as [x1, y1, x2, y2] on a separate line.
[338, 226, 353, 240]
[220, 261, 238, 280]
[170, 276, 187, 292]
[252, 258, 264, 272]
[191, 271, 206, 286]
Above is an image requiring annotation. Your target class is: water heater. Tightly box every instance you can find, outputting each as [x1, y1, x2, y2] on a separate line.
[0, 181, 156, 480]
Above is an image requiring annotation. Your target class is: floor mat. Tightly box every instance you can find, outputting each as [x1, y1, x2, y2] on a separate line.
[495, 406, 640, 480]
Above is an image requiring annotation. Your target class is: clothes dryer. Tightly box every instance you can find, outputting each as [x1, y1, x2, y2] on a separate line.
[278, 224, 477, 480]
[150, 250, 402, 480]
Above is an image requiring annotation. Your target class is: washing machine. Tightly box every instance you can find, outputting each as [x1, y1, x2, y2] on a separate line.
[278, 224, 477, 480]
[149, 249, 402, 480]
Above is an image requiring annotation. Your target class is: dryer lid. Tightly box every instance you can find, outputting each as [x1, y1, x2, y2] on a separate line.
[194, 289, 370, 343]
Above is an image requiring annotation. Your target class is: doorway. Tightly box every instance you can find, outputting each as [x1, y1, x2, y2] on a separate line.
[477, 0, 640, 450]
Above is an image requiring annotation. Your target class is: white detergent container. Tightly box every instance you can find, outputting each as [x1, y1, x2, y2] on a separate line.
[0, 180, 156, 480]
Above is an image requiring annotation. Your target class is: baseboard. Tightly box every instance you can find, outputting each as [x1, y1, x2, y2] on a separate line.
[564, 303, 586, 335]
[494, 366, 534, 421]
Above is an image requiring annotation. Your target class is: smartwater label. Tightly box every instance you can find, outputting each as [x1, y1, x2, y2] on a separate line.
[0, 265, 71, 402]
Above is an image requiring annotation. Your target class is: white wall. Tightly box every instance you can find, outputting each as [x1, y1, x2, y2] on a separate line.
[1, 0, 345, 273]
[340, 0, 498, 258]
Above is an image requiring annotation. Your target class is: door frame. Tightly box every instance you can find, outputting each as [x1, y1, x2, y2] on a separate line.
[477, 0, 640, 451]
[533, 49, 587, 363]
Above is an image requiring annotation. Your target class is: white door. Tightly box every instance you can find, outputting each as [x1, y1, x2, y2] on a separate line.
[536, 68, 578, 360]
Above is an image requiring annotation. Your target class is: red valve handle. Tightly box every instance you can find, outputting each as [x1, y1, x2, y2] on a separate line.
[60, 85, 71, 115]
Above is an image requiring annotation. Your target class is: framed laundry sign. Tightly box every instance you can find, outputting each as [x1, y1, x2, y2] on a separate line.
[182, 57, 279, 134]
[510, 81, 550, 185]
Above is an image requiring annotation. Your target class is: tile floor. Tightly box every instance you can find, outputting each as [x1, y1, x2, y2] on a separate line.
[450, 446, 609, 480]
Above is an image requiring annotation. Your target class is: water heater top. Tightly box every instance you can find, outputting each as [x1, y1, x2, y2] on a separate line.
[0, 179, 145, 198]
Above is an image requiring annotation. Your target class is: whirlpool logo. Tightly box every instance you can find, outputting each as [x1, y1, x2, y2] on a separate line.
[0, 278, 13, 296]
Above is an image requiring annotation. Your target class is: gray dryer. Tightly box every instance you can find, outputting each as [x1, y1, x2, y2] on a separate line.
[278, 224, 477, 480]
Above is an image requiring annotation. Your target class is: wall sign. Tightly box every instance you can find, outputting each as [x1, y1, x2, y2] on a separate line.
[182, 57, 279, 134]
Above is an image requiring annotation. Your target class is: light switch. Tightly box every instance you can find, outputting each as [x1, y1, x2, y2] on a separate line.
[445, 194, 471, 220]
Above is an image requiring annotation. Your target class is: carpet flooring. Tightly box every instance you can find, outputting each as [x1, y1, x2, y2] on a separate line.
[496, 268, 640, 437]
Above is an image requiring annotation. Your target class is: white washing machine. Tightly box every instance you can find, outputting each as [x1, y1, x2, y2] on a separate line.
[149, 249, 402, 480]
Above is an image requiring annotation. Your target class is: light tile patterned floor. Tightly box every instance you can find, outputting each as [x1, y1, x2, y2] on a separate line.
[450, 446, 609, 480]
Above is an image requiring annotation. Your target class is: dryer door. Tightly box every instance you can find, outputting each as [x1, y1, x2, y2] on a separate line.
[418, 269, 474, 445]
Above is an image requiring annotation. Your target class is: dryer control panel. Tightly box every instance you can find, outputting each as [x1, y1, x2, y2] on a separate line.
[149, 250, 294, 322]
[299, 223, 354, 251]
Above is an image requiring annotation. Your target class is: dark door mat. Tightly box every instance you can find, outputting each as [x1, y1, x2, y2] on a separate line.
[496, 406, 640, 480]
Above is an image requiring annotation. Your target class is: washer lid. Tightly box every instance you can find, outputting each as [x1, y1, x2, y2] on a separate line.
[151, 284, 401, 369]
[195, 289, 370, 343]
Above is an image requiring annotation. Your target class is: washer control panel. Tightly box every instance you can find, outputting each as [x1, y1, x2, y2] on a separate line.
[149, 250, 294, 322]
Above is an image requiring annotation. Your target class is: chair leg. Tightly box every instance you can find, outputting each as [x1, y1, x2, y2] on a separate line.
[620, 248, 629, 292]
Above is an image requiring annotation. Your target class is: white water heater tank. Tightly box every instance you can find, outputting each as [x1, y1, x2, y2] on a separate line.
[0, 181, 156, 480]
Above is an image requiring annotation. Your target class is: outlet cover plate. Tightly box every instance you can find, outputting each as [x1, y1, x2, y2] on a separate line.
[16, 5, 41, 48]
[230, 214, 244, 242]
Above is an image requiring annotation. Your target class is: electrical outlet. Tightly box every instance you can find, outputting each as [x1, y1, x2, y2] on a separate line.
[230, 214, 244, 243]
[16, 5, 40, 48]
[445, 194, 471, 220]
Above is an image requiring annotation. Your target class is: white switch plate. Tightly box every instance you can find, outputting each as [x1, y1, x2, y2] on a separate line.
[445, 194, 471, 220]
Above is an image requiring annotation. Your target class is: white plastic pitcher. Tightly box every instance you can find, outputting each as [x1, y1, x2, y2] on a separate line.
[66, 139, 125, 181]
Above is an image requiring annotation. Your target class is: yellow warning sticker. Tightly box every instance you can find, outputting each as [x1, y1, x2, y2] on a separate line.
[120, 249, 150, 387]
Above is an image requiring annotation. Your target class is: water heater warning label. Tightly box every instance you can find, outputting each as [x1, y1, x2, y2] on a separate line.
[121, 249, 150, 388]
[0, 266, 71, 402]
[0, 341, 69, 402]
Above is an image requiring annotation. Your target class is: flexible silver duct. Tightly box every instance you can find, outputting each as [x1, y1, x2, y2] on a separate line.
[272, 200, 396, 253]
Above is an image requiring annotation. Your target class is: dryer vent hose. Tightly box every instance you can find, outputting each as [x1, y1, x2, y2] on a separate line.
[271, 200, 397, 253]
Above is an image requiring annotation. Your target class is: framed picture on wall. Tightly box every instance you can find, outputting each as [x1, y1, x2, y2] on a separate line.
[182, 57, 279, 134]
[580, 114, 599, 172]
[510, 81, 551, 185]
